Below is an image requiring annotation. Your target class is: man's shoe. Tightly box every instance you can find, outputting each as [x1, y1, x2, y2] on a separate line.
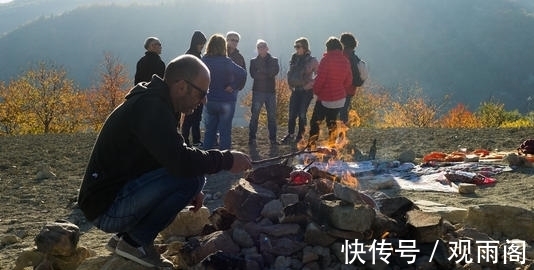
[270, 140, 279, 146]
[115, 239, 174, 268]
[280, 134, 295, 144]
[105, 234, 120, 252]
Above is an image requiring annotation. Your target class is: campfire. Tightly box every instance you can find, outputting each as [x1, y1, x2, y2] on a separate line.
[157, 128, 532, 269]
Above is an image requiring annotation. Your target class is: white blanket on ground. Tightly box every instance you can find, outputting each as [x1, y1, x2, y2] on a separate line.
[296, 159, 512, 193]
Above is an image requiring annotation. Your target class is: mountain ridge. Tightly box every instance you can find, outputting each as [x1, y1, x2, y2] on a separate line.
[1, 0, 533, 116]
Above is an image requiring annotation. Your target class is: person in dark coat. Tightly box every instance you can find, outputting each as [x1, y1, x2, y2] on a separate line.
[182, 31, 207, 147]
[226, 31, 247, 90]
[134, 37, 165, 85]
[78, 54, 252, 268]
[248, 39, 279, 145]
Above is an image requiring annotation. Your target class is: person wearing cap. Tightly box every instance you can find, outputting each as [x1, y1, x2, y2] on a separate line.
[248, 39, 280, 146]
[182, 31, 207, 147]
[134, 37, 165, 85]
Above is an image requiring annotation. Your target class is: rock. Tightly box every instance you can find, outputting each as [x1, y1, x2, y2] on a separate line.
[35, 220, 80, 256]
[406, 209, 442, 243]
[458, 183, 477, 194]
[304, 222, 336, 246]
[183, 230, 240, 266]
[465, 204, 534, 240]
[260, 223, 300, 238]
[316, 199, 376, 232]
[261, 199, 283, 221]
[15, 247, 95, 270]
[223, 178, 276, 222]
[398, 150, 416, 163]
[35, 163, 56, 180]
[280, 193, 299, 207]
[1, 234, 20, 246]
[208, 207, 236, 231]
[414, 200, 468, 224]
[160, 206, 210, 240]
[231, 227, 254, 248]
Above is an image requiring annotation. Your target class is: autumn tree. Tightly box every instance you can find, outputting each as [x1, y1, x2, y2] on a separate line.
[0, 80, 27, 134]
[84, 53, 131, 131]
[379, 84, 447, 128]
[440, 103, 481, 128]
[0, 61, 83, 134]
[476, 99, 508, 127]
[349, 81, 390, 127]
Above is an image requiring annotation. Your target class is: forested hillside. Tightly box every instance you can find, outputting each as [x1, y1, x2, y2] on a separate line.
[1, 0, 533, 115]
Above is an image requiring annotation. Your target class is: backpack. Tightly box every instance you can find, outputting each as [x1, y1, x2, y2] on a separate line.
[518, 139, 534, 155]
[351, 54, 368, 87]
[287, 55, 310, 88]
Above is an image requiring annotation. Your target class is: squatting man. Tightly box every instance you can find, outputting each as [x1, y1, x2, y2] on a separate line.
[77, 54, 252, 268]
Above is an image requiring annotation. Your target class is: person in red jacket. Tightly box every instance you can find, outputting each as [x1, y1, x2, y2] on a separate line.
[308, 37, 352, 145]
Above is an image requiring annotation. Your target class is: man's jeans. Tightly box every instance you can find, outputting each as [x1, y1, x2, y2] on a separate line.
[249, 91, 277, 142]
[93, 168, 205, 246]
[203, 100, 236, 150]
[287, 89, 314, 138]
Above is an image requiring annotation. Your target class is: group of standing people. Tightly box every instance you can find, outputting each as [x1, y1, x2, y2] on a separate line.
[77, 30, 365, 268]
[132, 31, 364, 150]
[281, 32, 364, 147]
[249, 33, 364, 148]
[133, 31, 247, 150]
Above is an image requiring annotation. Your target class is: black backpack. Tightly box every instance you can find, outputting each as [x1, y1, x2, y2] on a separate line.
[350, 54, 368, 87]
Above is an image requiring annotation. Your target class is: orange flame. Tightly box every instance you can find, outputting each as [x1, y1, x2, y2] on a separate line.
[341, 171, 359, 189]
[305, 121, 361, 190]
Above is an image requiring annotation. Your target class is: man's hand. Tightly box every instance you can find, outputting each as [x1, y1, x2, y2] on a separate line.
[189, 191, 205, 212]
[229, 150, 252, 173]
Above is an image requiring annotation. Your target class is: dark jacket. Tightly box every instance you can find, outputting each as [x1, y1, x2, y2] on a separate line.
[250, 53, 279, 93]
[134, 51, 165, 85]
[186, 31, 207, 59]
[288, 53, 319, 90]
[228, 48, 247, 90]
[78, 75, 234, 221]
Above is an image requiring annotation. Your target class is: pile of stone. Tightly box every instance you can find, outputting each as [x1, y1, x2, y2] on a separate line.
[157, 163, 534, 269]
[45, 162, 534, 269]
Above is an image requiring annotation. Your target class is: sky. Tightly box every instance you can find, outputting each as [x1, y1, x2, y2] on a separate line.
[0, 0, 13, 3]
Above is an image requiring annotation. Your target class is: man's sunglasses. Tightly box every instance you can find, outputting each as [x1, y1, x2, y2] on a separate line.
[184, 80, 208, 98]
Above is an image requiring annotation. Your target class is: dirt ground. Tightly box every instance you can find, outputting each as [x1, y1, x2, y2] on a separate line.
[0, 127, 533, 269]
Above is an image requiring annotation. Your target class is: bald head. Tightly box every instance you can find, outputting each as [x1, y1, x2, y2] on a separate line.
[164, 54, 210, 115]
[164, 54, 210, 84]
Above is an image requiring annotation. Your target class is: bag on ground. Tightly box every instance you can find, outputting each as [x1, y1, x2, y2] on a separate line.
[518, 139, 534, 155]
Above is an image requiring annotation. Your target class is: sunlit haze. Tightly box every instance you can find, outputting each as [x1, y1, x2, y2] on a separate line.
[0, 0, 14, 3]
